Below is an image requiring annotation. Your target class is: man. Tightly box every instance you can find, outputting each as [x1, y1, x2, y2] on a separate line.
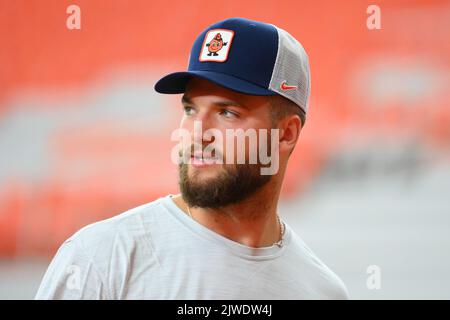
[35, 18, 348, 299]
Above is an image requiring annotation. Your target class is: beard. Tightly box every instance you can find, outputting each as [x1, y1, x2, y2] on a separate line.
[179, 161, 272, 209]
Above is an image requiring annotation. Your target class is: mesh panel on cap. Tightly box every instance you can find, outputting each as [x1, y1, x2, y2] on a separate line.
[268, 26, 310, 114]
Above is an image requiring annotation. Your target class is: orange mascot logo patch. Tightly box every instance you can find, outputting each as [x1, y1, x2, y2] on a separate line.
[199, 29, 234, 62]
[206, 33, 228, 56]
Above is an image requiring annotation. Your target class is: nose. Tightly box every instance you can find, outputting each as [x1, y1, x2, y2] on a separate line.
[181, 109, 215, 144]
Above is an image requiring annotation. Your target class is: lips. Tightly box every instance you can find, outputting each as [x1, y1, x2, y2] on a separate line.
[190, 151, 221, 167]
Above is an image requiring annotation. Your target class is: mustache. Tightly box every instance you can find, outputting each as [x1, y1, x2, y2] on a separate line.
[178, 143, 223, 161]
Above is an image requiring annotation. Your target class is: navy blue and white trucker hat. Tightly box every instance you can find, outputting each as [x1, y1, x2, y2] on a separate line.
[154, 17, 311, 115]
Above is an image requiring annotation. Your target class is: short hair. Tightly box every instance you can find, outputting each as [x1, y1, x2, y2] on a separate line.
[268, 95, 306, 129]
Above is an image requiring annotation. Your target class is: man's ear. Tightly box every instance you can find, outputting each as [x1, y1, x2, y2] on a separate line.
[278, 115, 302, 155]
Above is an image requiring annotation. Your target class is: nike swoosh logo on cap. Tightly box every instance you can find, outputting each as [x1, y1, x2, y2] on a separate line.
[280, 81, 297, 91]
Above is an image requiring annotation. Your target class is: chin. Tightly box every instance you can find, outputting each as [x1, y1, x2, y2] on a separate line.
[189, 164, 222, 179]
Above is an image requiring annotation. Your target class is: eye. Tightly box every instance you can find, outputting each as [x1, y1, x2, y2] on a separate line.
[220, 109, 238, 118]
[183, 106, 195, 116]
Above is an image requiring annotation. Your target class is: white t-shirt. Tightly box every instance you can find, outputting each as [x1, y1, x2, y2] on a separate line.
[35, 195, 349, 299]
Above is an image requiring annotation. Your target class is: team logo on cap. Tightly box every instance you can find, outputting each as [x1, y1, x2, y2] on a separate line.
[199, 29, 234, 62]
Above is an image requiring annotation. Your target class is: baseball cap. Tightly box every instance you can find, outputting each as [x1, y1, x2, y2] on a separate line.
[154, 17, 311, 115]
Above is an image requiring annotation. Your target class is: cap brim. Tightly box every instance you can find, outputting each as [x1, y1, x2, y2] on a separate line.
[154, 71, 277, 96]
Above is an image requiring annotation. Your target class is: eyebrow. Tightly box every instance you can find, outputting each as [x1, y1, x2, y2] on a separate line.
[181, 95, 192, 105]
[181, 95, 247, 109]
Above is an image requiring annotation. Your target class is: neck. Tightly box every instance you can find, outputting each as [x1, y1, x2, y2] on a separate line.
[172, 176, 284, 248]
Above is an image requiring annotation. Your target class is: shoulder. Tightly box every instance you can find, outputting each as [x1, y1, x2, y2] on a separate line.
[287, 228, 349, 299]
[35, 197, 169, 299]
[63, 196, 168, 259]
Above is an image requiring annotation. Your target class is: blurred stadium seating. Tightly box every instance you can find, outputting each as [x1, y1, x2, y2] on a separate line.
[0, 0, 449, 299]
